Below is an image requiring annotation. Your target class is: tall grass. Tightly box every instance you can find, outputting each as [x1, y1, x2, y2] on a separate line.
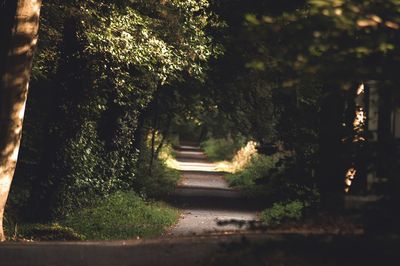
[5, 191, 179, 241]
[63, 191, 179, 240]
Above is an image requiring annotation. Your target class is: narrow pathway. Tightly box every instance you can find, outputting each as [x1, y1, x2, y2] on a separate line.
[1, 144, 396, 266]
[165, 143, 260, 236]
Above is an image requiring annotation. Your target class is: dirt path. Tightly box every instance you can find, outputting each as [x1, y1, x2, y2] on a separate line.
[164, 144, 261, 236]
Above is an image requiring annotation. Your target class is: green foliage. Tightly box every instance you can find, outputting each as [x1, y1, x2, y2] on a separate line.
[260, 201, 304, 226]
[240, 0, 400, 85]
[83, 1, 218, 87]
[227, 154, 282, 191]
[227, 153, 320, 206]
[30, 1, 64, 81]
[63, 191, 179, 240]
[201, 136, 245, 161]
[53, 121, 134, 215]
[6, 191, 179, 240]
[8, 0, 222, 223]
[5, 223, 84, 241]
[135, 149, 181, 198]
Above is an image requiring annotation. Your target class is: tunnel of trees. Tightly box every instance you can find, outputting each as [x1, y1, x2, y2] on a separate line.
[1, 0, 400, 242]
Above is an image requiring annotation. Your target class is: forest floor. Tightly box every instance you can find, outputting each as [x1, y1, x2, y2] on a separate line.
[1, 144, 400, 265]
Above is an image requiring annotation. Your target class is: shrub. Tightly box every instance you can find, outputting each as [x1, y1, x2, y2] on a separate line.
[135, 145, 180, 198]
[227, 153, 282, 190]
[227, 153, 319, 204]
[63, 191, 179, 240]
[214, 141, 258, 173]
[201, 136, 245, 161]
[260, 201, 304, 226]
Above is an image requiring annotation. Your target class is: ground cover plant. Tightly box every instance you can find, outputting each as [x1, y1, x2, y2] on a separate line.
[63, 192, 179, 240]
[260, 200, 304, 227]
[5, 223, 84, 241]
[5, 191, 179, 241]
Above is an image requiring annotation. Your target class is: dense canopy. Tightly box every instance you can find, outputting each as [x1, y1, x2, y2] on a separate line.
[0, 0, 399, 243]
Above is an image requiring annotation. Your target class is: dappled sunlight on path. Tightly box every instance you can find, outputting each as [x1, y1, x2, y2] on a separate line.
[165, 144, 260, 237]
[175, 161, 217, 172]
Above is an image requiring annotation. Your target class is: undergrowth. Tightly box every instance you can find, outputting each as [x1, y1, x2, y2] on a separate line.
[260, 200, 304, 226]
[5, 191, 179, 241]
[201, 137, 245, 162]
[227, 153, 282, 190]
[5, 222, 84, 241]
[227, 153, 319, 226]
[63, 191, 179, 240]
[214, 141, 258, 173]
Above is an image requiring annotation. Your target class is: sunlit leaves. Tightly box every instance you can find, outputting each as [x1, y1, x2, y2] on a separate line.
[24, 0, 223, 215]
[81, 0, 219, 94]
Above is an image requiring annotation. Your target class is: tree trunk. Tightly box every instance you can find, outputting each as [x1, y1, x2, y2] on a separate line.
[0, 0, 42, 241]
[149, 112, 159, 173]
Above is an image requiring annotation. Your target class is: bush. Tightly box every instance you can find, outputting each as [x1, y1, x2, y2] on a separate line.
[201, 137, 245, 161]
[63, 191, 179, 240]
[227, 153, 319, 204]
[214, 141, 258, 173]
[227, 154, 281, 189]
[260, 201, 304, 226]
[135, 145, 180, 198]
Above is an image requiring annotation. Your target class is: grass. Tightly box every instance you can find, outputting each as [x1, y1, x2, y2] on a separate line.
[5, 223, 84, 241]
[5, 191, 179, 241]
[63, 191, 179, 240]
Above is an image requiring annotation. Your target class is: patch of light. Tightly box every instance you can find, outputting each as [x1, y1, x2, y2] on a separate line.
[345, 83, 366, 193]
[177, 161, 217, 172]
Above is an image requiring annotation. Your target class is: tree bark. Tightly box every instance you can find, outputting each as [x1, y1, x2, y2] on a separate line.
[0, 0, 42, 241]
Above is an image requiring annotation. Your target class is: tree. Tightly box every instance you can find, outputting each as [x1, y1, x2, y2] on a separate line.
[0, 0, 42, 241]
[207, 0, 400, 209]
[4, 0, 222, 222]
